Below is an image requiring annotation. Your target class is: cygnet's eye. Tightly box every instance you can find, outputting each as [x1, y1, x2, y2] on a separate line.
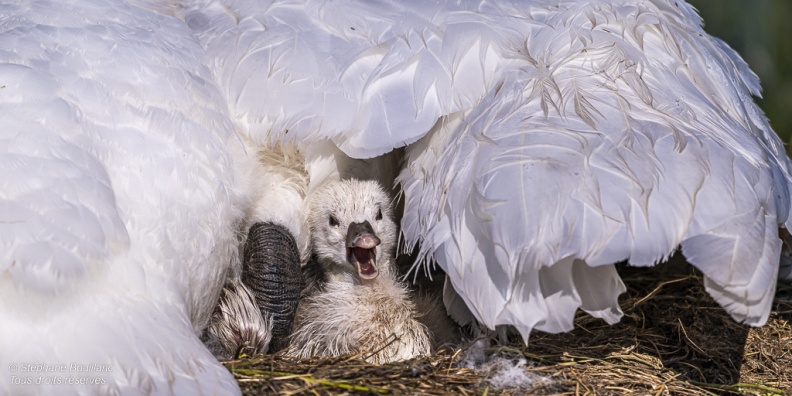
[329, 214, 339, 227]
[376, 208, 383, 221]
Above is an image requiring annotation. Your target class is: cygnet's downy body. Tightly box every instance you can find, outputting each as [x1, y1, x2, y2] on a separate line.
[286, 179, 431, 363]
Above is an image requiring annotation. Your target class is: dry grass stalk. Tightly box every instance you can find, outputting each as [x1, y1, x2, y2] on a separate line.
[223, 255, 792, 395]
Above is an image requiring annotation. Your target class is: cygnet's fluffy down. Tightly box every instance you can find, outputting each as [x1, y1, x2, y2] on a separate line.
[286, 179, 431, 363]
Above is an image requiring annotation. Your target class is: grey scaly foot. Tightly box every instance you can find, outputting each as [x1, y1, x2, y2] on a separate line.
[242, 222, 303, 352]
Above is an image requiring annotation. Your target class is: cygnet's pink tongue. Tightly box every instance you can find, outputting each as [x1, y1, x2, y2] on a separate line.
[351, 247, 378, 280]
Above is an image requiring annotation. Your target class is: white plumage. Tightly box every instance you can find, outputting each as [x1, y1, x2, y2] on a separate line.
[180, 0, 792, 339]
[1, 0, 242, 394]
[2, 0, 790, 394]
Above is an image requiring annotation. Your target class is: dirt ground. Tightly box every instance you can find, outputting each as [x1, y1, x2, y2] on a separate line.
[223, 254, 792, 395]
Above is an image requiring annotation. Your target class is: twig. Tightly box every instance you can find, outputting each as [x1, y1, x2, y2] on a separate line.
[632, 275, 696, 308]
[689, 381, 785, 395]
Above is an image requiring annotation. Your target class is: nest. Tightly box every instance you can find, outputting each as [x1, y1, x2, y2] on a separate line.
[223, 254, 792, 395]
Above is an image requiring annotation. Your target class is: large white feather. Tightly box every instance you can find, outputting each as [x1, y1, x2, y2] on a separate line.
[1, 0, 242, 394]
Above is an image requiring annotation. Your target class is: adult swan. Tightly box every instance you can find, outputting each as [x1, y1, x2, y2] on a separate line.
[2, 0, 790, 394]
[1, 0, 243, 394]
[182, 0, 792, 342]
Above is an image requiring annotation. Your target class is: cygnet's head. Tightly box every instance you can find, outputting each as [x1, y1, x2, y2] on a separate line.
[307, 179, 397, 280]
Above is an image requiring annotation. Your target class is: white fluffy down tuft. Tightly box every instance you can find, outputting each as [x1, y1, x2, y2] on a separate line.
[460, 340, 552, 391]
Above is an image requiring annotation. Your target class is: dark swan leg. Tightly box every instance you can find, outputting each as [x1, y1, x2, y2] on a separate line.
[242, 222, 303, 353]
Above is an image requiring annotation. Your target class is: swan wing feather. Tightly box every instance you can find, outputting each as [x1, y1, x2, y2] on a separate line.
[398, 0, 791, 336]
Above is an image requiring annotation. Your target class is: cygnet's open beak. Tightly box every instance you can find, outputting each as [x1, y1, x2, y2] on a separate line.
[346, 220, 381, 280]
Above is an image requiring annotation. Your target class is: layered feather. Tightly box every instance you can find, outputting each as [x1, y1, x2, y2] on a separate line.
[398, 0, 791, 336]
[181, 0, 791, 341]
[1, 0, 243, 394]
[181, 0, 510, 157]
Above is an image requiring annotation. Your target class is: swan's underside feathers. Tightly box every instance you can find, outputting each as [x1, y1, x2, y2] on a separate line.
[2, 0, 242, 393]
[181, 0, 792, 340]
